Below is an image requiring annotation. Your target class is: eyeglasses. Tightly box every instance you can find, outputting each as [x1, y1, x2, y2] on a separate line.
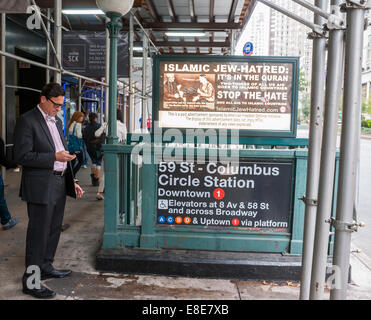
[47, 97, 64, 108]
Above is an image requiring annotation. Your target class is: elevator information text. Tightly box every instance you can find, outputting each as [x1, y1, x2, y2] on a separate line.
[156, 160, 293, 231]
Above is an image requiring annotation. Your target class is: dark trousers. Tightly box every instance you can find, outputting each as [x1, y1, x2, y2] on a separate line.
[25, 174, 67, 273]
[82, 141, 89, 166]
[72, 152, 84, 177]
[0, 174, 11, 225]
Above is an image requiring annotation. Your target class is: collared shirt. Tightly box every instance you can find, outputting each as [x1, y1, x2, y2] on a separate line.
[37, 105, 67, 172]
[94, 120, 127, 143]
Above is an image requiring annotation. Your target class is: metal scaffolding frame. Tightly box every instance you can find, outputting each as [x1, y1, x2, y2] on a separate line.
[257, 0, 368, 300]
[1, 13, 5, 179]
[329, 0, 367, 300]
[299, 0, 329, 300]
[0, 1, 160, 139]
[309, 0, 345, 300]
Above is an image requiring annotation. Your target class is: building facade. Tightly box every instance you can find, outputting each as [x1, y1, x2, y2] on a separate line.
[362, 10, 371, 112]
[237, 1, 313, 79]
[236, 1, 314, 119]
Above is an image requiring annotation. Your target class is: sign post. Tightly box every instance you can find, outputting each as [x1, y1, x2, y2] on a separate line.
[243, 42, 254, 56]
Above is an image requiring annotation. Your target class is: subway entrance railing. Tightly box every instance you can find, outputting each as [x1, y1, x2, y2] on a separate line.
[101, 137, 338, 258]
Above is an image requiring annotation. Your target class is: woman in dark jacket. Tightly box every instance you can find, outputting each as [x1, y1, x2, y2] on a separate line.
[0, 138, 19, 230]
[82, 113, 103, 186]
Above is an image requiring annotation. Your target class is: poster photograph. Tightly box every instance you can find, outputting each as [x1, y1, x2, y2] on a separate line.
[62, 31, 129, 78]
[156, 57, 298, 135]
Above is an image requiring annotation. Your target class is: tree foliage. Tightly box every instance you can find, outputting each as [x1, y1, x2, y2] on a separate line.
[298, 69, 311, 121]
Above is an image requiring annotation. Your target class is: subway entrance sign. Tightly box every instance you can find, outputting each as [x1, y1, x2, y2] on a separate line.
[97, 55, 338, 280]
[156, 160, 294, 232]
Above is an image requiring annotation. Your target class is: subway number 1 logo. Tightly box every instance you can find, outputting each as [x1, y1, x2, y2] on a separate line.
[213, 188, 225, 200]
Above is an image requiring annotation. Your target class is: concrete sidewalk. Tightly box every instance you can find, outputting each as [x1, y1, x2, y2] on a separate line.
[0, 168, 370, 300]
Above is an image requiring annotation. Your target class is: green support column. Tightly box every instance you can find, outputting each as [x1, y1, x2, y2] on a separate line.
[328, 157, 340, 255]
[102, 12, 122, 249]
[290, 150, 308, 255]
[103, 150, 120, 248]
[106, 12, 121, 145]
[139, 146, 157, 248]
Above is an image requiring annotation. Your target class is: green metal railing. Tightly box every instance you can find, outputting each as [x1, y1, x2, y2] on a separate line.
[101, 138, 339, 254]
[101, 138, 338, 255]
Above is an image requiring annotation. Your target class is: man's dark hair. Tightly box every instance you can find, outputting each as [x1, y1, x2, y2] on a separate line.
[89, 112, 98, 123]
[41, 83, 65, 98]
[117, 109, 123, 121]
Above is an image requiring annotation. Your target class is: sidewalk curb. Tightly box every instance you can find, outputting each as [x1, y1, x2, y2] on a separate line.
[351, 250, 371, 272]
[97, 248, 302, 282]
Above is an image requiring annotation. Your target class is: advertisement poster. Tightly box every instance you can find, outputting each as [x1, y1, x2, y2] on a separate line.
[156, 160, 293, 232]
[158, 59, 297, 133]
[62, 31, 129, 78]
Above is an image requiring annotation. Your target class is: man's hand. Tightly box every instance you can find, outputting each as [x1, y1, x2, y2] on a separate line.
[56, 151, 76, 162]
[74, 183, 84, 198]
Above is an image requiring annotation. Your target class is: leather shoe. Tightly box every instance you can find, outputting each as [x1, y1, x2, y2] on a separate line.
[41, 269, 72, 280]
[22, 284, 56, 299]
[61, 223, 70, 232]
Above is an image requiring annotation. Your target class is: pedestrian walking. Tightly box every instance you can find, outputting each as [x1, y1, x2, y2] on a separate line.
[81, 110, 90, 169]
[82, 113, 103, 186]
[95, 109, 127, 200]
[67, 111, 85, 178]
[14, 83, 84, 299]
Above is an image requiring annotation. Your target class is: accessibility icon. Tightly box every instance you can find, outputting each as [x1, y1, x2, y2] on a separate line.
[158, 199, 168, 210]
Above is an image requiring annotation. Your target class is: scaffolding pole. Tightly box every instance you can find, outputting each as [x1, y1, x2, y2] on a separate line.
[230, 29, 236, 55]
[46, 8, 51, 82]
[53, 0, 62, 83]
[293, 0, 331, 19]
[330, 0, 367, 300]
[0, 50, 107, 87]
[130, 10, 160, 54]
[78, 78, 82, 112]
[129, 13, 135, 132]
[299, 0, 329, 300]
[31, 1, 62, 71]
[142, 30, 148, 132]
[6, 85, 41, 93]
[101, 85, 104, 124]
[105, 17, 110, 122]
[309, 0, 345, 300]
[1, 13, 6, 179]
[257, 0, 326, 36]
